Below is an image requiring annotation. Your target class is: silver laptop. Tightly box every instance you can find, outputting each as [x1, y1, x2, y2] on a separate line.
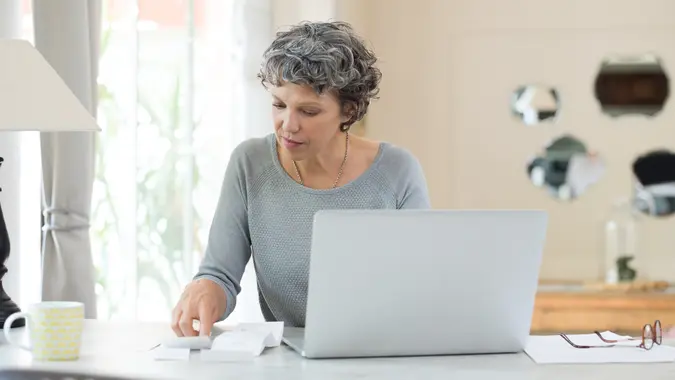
[282, 209, 548, 359]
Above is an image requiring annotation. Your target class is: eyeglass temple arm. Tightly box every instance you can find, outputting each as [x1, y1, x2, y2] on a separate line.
[594, 331, 623, 343]
[560, 333, 618, 349]
[560, 333, 593, 348]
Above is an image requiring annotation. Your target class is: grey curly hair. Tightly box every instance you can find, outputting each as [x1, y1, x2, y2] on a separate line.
[257, 21, 382, 132]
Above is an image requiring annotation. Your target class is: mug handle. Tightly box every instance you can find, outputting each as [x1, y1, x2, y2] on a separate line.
[3, 312, 31, 351]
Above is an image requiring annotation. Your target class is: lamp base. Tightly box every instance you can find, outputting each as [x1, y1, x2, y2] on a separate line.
[0, 282, 23, 329]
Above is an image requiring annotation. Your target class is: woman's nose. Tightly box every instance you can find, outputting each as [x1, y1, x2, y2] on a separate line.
[281, 111, 300, 133]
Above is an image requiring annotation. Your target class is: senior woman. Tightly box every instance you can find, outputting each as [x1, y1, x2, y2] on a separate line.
[171, 21, 430, 337]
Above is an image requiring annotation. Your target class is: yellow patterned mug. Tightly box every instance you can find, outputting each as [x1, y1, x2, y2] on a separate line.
[2, 301, 85, 361]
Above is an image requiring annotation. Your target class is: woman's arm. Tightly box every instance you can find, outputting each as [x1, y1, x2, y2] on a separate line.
[398, 154, 432, 209]
[393, 148, 432, 209]
[193, 145, 252, 321]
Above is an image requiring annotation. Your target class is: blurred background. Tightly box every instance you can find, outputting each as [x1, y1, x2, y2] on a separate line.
[6, 0, 675, 331]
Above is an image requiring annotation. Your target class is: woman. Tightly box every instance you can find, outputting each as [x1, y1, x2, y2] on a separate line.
[171, 21, 430, 337]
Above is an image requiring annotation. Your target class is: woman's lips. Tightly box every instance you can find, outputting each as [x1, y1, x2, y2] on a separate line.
[282, 137, 303, 149]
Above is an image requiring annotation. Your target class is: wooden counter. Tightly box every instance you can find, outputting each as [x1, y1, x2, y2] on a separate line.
[531, 282, 675, 335]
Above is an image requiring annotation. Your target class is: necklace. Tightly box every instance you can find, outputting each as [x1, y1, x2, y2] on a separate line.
[292, 131, 349, 189]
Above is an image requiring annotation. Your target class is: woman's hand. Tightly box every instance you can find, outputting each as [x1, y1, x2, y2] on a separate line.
[171, 278, 227, 337]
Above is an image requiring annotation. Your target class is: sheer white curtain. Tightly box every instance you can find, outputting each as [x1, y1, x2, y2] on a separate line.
[90, 0, 272, 322]
[2, 0, 101, 315]
[3, 0, 99, 312]
[33, 0, 101, 319]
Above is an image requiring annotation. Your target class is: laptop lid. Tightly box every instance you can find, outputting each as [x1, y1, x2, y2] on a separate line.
[301, 209, 548, 358]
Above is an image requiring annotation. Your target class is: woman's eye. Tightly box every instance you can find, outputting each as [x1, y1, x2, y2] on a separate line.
[273, 103, 285, 109]
[302, 110, 319, 116]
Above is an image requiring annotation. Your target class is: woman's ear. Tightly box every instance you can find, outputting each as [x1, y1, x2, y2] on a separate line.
[341, 102, 357, 124]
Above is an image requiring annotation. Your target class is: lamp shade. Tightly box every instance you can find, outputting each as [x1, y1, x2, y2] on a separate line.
[0, 38, 100, 132]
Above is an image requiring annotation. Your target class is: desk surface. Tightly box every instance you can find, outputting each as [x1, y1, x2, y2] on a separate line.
[1, 320, 674, 380]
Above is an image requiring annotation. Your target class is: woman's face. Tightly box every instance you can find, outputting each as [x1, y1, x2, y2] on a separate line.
[270, 82, 347, 161]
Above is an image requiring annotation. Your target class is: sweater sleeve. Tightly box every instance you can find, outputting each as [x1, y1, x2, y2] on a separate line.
[193, 144, 252, 321]
[378, 144, 431, 209]
[397, 152, 432, 209]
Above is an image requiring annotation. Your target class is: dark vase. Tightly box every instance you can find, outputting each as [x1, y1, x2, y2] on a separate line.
[0, 156, 24, 329]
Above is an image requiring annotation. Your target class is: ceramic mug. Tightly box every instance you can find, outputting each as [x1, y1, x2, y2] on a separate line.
[2, 301, 85, 361]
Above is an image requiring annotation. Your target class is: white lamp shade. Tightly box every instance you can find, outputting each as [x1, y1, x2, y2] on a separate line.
[0, 38, 100, 132]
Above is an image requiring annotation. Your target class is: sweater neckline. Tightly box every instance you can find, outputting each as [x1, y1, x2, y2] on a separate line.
[268, 133, 386, 194]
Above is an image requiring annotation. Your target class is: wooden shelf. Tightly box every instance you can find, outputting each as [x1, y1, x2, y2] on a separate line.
[531, 283, 675, 335]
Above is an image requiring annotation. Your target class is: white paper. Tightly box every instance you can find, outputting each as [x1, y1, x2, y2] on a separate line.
[153, 347, 191, 361]
[199, 321, 284, 362]
[160, 335, 212, 350]
[525, 331, 675, 364]
[235, 321, 284, 347]
[201, 331, 267, 361]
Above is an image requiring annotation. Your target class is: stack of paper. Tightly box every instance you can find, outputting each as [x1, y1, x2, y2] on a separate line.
[525, 331, 675, 364]
[201, 321, 284, 361]
[153, 335, 211, 361]
[152, 321, 284, 362]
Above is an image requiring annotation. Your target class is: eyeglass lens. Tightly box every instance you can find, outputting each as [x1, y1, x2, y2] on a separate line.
[643, 324, 655, 350]
[654, 320, 662, 345]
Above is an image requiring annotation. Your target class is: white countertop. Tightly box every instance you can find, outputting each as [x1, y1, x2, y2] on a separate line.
[1, 320, 674, 380]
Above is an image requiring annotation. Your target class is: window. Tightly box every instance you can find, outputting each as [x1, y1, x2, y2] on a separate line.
[15, 0, 270, 322]
[91, 0, 271, 321]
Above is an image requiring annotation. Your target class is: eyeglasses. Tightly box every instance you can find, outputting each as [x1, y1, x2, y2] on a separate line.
[560, 320, 662, 350]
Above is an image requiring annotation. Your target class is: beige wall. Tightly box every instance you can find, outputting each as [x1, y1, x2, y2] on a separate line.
[269, 0, 675, 282]
[349, 0, 675, 282]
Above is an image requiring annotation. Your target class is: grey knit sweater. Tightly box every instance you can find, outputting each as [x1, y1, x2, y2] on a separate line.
[194, 133, 431, 327]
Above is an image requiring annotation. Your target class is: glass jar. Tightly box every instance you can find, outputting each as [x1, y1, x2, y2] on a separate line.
[603, 198, 640, 284]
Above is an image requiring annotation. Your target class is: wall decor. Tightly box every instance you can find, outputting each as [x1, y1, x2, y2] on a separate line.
[526, 135, 606, 201]
[511, 84, 560, 125]
[632, 149, 675, 217]
[594, 54, 669, 118]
